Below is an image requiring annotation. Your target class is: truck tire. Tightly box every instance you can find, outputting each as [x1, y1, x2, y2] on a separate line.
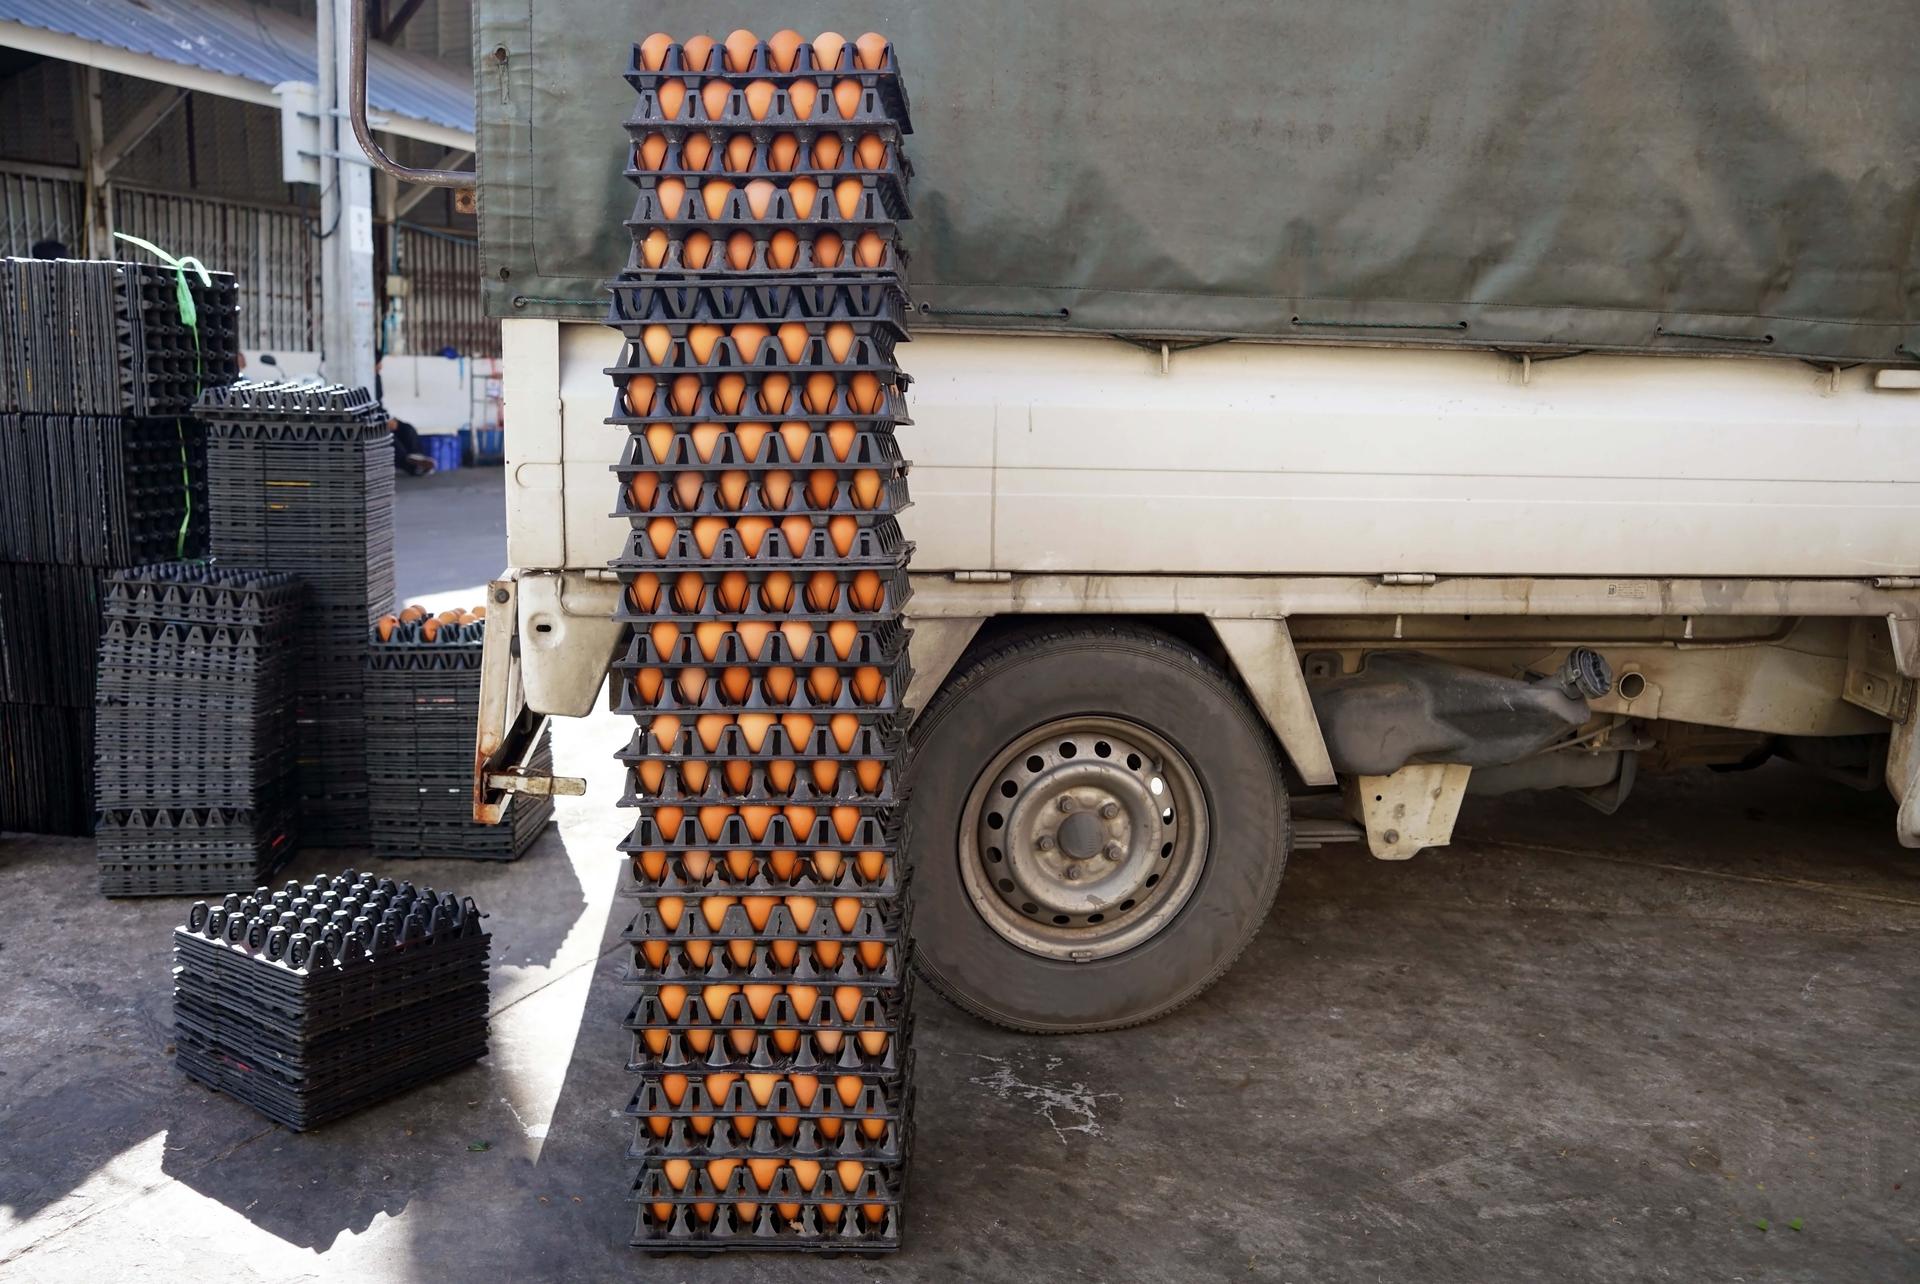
[907, 623, 1290, 1032]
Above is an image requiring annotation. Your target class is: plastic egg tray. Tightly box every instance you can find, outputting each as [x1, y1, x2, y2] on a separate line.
[172, 873, 490, 1129]
[610, 29, 916, 1255]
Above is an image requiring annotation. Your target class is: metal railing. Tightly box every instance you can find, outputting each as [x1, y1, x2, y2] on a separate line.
[397, 224, 497, 357]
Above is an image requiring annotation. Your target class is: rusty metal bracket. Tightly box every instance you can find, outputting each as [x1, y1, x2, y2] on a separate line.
[347, 0, 475, 190]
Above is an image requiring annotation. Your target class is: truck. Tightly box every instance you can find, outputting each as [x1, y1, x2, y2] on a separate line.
[349, 0, 1920, 1034]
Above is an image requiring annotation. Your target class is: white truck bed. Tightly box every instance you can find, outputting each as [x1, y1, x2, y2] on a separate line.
[504, 323, 1920, 579]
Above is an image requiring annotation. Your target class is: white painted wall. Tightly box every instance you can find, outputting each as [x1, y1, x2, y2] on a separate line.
[240, 349, 498, 435]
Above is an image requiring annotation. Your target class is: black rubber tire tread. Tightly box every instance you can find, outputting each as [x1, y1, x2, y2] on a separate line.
[907, 621, 1290, 1033]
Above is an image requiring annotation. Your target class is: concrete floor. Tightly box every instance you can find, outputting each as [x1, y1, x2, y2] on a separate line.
[2, 467, 1917, 1282]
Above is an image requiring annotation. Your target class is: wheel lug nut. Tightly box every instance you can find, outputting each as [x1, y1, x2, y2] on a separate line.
[1104, 844, 1121, 860]
[1064, 865, 1081, 881]
[1057, 796, 1077, 814]
[1036, 835, 1054, 851]
[1099, 802, 1119, 820]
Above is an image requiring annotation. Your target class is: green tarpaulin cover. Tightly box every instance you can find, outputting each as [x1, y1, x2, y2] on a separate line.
[474, 0, 1919, 363]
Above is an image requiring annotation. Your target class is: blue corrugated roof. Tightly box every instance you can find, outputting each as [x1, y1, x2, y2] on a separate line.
[0, 0, 472, 134]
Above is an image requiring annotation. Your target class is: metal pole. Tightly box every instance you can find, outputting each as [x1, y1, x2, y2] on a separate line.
[315, 0, 376, 389]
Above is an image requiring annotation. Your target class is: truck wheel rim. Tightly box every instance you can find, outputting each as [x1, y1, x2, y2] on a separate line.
[958, 715, 1210, 962]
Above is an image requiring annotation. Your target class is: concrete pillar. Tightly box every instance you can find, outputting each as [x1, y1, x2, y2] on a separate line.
[315, 0, 377, 391]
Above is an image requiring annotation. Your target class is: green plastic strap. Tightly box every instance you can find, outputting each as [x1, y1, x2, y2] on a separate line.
[114, 232, 210, 558]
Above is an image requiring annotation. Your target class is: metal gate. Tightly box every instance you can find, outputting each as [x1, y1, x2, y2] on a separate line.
[0, 167, 83, 261]
[397, 224, 497, 357]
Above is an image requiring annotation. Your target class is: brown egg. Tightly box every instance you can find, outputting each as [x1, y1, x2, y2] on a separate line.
[671, 470, 702, 510]
[639, 227, 669, 268]
[725, 231, 755, 270]
[811, 134, 843, 170]
[833, 178, 862, 220]
[650, 712, 682, 748]
[800, 372, 834, 414]
[804, 570, 839, 612]
[736, 712, 776, 752]
[681, 33, 716, 70]
[848, 371, 882, 413]
[761, 469, 793, 510]
[760, 570, 796, 611]
[656, 177, 687, 220]
[806, 666, 841, 704]
[850, 665, 884, 705]
[855, 759, 884, 794]
[810, 758, 839, 792]
[825, 323, 856, 363]
[692, 515, 728, 556]
[690, 714, 726, 752]
[762, 666, 796, 703]
[743, 179, 777, 219]
[780, 620, 814, 662]
[776, 421, 809, 463]
[645, 516, 676, 556]
[672, 570, 706, 611]
[854, 133, 885, 170]
[723, 133, 754, 173]
[721, 755, 751, 789]
[639, 32, 673, 71]
[752, 373, 788, 418]
[740, 804, 776, 840]
[829, 516, 858, 558]
[737, 621, 775, 662]
[690, 421, 723, 461]
[658, 78, 687, 120]
[687, 324, 722, 364]
[780, 180, 815, 224]
[854, 230, 886, 267]
[761, 27, 803, 71]
[633, 470, 664, 510]
[779, 514, 813, 557]
[681, 758, 710, 792]
[733, 516, 771, 558]
[681, 230, 714, 269]
[681, 133, 713, 170]
[649, 622, 682, 666]
[848, 569, 885, 612]
[788, 79, 819, 120]
[735, 421, 772, 459]
[744, 80, 776, 122]
[376, 614, 397, 641]
[831, 805, 860, 842]
[636, 133, 668, 170]
[723, 28, 758, 71]
[641, 324, 671, 364]
[700, 78, 730, 121]
[833, 79, 861, 119]
[698, 805, 734, 840]
[857, 31, 890, 68]
[713, 373, 746, 414]
[763, 134, 799, 174]
[823, 620, 855, 661]
[764, 325, 806, 366]
[692, 620, 726, 660]
[812, 30, 848, 70]
[627, 572, 661, 612]
[850, 468, 882, 509]
[654, 804, 686, 836]
[676, 666, 709, 703]
[632, 667, 663, 704]
[623, 374, 656, 416]
[717, 470, 748, 509]
[807, 470, 838, 509]
[700, 180, 734, 220]
[813, 230, 844, 267]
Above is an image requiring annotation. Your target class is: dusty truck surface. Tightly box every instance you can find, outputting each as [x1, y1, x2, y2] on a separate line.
[361, 0, 1920, 1032]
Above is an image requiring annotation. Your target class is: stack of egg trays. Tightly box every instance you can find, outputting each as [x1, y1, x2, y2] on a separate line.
[93, 563, 302, 896]
[200, 381, 395, 846]
[172, 871, 490, 1130]
[609, 29, 916, 1255]
[0, 701, 93, 834]
[366, 617, 555, 860]
[0, 258, 239, 416]
[0, 414, 208, 566]
[620, 33, 911, 281]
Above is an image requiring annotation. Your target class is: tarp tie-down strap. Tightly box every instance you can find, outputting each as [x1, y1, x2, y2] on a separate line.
[113, 233, 210, 559]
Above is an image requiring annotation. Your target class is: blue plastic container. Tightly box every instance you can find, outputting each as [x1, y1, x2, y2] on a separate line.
[420, 433, 461, 472]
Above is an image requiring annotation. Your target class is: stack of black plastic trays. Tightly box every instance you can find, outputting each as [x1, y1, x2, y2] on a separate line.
[610, 28, 915, 1254]
[199, 381, 396, 846]
[94, 564, 300, 894]
[173, 871, 490, 1129]
[368, 606, 554, 859]
[0, 257, 236, 835]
